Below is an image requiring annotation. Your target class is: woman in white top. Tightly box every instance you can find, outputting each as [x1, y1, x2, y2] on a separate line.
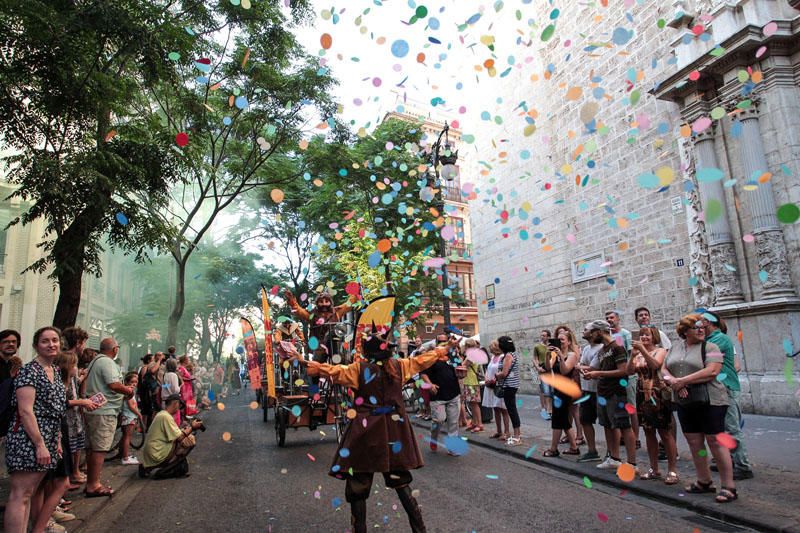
[482, 340, 510, 440]
[163, 359, 181, 426]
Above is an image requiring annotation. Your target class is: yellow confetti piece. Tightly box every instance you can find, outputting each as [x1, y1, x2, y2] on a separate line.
[249, 401, 259, 410]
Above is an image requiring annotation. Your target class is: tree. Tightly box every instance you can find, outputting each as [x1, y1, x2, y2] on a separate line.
[0, 0, 226, 328]
[128, 2, 340, 347]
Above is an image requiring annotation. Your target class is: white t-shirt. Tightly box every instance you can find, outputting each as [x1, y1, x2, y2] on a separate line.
[579, 343, 603, 392]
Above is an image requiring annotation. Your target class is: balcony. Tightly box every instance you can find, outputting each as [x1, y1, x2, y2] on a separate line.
[442, 185, 465, 204]
[446, 242, 473, 260]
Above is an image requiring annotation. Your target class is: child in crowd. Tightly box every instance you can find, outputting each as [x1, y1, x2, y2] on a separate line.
[120, 372, 145, 465]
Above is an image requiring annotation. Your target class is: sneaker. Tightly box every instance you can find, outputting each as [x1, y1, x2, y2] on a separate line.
[122, 455, 140, 465]
[597, 456, 622, 470]
[52, 508, 76, 523]
[45, 520, 66, 533]
[577, 451, 602, 463]
[506, 437, 523, 446]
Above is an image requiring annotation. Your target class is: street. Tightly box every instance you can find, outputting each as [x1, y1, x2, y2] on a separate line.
[73, 390, 754, 533]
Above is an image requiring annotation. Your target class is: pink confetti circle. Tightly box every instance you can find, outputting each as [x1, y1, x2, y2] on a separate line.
[353, 98, 362, 106]
[458, 106, 467, 114]
[393, 63, 402, 72]
[372, 77, 382, 87]
[597, 512, 609, 523]
[692, 116, 712, 133]
[450, 120, 460, 129]
[763, 21, 778, 37]
[742, 234, 755, 243]
[755, 46, 767, 58]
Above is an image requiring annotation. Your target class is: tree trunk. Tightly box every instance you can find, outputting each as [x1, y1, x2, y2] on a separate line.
[52, 267, 83, 329]
[199, 315, 211, 362]
[166, 257, 187, 348]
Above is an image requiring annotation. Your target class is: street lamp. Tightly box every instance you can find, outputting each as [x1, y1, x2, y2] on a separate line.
[428, 122, 459, 331]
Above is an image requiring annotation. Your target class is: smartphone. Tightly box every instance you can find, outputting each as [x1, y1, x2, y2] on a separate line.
[632, 331, 641, 342]
[548, 338, 560, 348]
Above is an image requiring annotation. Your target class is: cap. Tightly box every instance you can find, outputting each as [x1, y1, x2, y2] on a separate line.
[585, 320, 611, 332]
[164, 393, 185, 406]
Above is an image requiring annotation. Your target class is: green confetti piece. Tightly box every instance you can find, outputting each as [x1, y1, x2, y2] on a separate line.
[486, 474, 499, 480]
[697, 449, 708, 457]
[705, 198, 723, 224]
[776, 203, 800, 224]
[541, 24, 556, 42]
[784, 359, 795, 385]
[709, 46, 726, 57]
[583, 476, 593, 489]
[710, 106, 726, 120]
[737, 70, 749, 83]
[630, 89, 641, 106]
[657, 18, 666, 29]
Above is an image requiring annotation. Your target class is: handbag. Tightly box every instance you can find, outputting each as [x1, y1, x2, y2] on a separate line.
[493, 380, 505, 398]
[675, 341, 710, 406]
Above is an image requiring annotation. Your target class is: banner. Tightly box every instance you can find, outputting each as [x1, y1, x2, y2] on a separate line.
[261, 286, 276, 399]
[353, 295, 396, 360]
[240, 317, 261, 391]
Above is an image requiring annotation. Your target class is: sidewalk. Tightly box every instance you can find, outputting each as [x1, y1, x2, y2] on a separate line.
[414, 393, 800, 532]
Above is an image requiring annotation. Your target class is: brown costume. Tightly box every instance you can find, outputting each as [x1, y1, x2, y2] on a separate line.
[286, 291, 353, 363]
[307, 330, 445, 533]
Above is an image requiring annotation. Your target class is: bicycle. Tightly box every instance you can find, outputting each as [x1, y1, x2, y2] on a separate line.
[105, 416, 145, 461]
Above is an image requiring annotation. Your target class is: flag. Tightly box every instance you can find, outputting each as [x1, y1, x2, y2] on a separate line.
[240, 317, 261, 391]
[261, 286, 276, 399]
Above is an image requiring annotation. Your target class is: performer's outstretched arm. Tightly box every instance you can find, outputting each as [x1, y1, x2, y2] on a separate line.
[284, 290, 310, 321]
[305, 361, 360, 389]
[334, 294, 358, 320]
[398, 347, 449, 382]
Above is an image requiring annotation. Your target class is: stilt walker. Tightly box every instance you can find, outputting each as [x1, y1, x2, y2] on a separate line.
[303, 324, 447, 533]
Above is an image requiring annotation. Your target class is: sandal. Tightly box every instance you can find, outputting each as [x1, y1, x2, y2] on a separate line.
[543, 448, 560, 457]
[559, 436, 570, 444]
[664, 471, 680, 485]
[575, 437, 586, 446]
[715, 487, 738, 503]
[507, 437, 523, 446]
[685, 480, 716, 494]
[640, 468, 662, 480]
[563, 448, 580, 456]
[470, 426, 484, 433]
[489, 432, 502, 439]
[84, 486, 114, 498]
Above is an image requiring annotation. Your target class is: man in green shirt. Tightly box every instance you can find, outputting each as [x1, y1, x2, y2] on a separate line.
[702, 311, 753, 480]
[533, 330, 553, 419]
[83, 337, 135, 496]
[140, 394, 204, 479]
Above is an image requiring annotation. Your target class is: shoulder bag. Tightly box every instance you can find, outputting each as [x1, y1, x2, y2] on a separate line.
[675, 341, 710, 405]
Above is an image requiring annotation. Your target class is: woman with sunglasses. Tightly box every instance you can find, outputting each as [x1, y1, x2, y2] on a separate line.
[662, 313, 735, 503]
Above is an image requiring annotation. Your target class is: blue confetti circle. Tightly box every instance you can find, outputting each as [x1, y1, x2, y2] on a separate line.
[391, 39, 409, 58]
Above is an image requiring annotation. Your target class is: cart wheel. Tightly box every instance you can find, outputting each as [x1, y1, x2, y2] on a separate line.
[276, 408, 287, 447]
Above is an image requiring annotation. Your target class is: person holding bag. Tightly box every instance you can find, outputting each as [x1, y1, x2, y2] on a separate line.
[663, 313, 735, 503]
[482, 341, 510, 440]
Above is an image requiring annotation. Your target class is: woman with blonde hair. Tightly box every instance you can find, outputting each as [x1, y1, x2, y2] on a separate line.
[663, 313, 735, 503]
[554, 325, 585, 445]
[543, 326, 580, 456]
[460, 339, 485, 433]
[482, 340, 510, 440]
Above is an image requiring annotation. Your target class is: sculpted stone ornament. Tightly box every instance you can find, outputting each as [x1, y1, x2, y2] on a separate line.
[708, 243, 744, 303]
[681, 141, 715, 308]
[754, 230, 796, 298]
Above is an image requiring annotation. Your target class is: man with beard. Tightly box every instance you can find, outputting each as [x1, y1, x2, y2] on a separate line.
[301, 324, 448, 533]
[285, 290, 355, 363]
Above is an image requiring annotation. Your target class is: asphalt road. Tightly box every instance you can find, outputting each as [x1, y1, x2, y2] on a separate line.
[82, 390, 749, 532]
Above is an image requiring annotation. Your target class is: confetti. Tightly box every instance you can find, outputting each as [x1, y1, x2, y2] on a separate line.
[222, 431, 232, 441]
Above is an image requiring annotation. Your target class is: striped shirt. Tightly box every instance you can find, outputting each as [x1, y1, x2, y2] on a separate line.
[501, 352, 520, 389]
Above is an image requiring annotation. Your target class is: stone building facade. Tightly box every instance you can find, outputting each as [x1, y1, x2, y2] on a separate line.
[466, 0, 800, 415]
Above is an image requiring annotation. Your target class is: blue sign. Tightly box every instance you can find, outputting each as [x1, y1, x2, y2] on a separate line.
[487, 300, 495, 310]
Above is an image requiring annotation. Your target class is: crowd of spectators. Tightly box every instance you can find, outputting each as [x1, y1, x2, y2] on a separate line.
[0, 326, 219, 532]
[409, 305, 752, 506]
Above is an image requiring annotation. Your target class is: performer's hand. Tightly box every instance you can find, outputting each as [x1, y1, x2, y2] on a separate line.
[284, 289, 295, 303]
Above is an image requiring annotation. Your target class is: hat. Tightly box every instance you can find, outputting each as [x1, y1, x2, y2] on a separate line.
[585, 320, 611, 332]
[164, 393, 185, 406]
[362, 322, 396, 360]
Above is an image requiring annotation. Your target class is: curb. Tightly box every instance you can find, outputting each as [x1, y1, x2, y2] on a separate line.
[66, 465, 140, 533]
[412, 419, 799, 533]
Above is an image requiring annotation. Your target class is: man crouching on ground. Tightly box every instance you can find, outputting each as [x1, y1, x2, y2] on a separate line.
[139, 393, 204, 479]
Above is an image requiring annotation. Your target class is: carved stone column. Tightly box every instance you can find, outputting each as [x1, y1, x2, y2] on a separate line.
[737, 105, 796, 299]
[692, 129, 745, 304]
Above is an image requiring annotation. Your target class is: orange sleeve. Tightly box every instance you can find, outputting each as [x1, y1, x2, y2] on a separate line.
[308, 361, 360, 389]
[398, 348, 447, 382]
[288, 299, 310, 322]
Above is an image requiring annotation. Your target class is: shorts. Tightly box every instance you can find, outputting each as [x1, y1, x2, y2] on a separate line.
[538, 378, 553, 398]
[121, 414, 138, 427]
[551, 392, 572, 430]
[675, 403, 727, 435]
[85, 414, 118, 452]
[461, 384, 481, 404]
[579, 392, 597, 425]
[597, 394, 631, 429]
[625, 375, 638, 407]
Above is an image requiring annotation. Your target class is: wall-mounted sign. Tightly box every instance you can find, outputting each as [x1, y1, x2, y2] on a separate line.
[571, 251, 608, 284]
[671, 196, 683, 215]
[674, 258, 685, 267]
[485, 284, 495, 300]
[487, 300, 495, 310]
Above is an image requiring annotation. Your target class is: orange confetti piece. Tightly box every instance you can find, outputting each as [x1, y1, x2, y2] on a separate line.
[416, 53, 426, 63]
[222, 431, 232, 441]
[716, 432, 737, 449]
[104, 130, 117, 142]
[376, 239, 392, 253]
[680, 124, 692, 137]
[617, 462, 636, 482]
[242, 48, 250, 68]
[320, 33, 333, 50]
[217, 402, 225, 411]
[540, 373, 582, 398]
[737, 330, 743, 343]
